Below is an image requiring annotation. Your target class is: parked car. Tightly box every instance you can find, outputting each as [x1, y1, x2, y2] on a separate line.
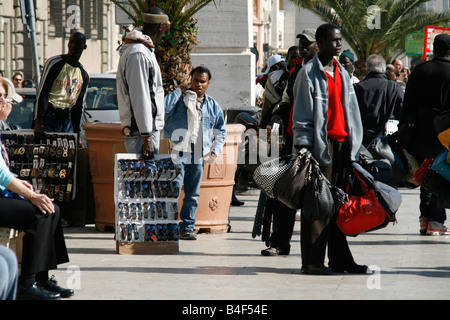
[83, 73, 120, 123]
[4, 87, 36, 130]
[3, 73, 120, 131]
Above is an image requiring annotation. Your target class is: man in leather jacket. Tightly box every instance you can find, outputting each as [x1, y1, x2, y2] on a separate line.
[354, 54, 404, 146]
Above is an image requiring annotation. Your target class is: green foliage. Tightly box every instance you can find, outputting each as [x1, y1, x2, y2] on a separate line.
[111, 0, 220, 93]
[289, 0, 450, 62]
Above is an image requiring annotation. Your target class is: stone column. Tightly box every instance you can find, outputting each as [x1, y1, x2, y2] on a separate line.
[191, 0, 255, 110]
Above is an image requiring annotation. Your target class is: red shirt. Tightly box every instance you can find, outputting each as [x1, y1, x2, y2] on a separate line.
[326, 60, 348, 141]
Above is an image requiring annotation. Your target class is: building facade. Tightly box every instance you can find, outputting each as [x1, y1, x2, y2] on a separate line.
[0, 0, 122, 83]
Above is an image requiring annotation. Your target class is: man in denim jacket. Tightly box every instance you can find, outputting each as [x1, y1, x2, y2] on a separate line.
[164, 66, 226, 240]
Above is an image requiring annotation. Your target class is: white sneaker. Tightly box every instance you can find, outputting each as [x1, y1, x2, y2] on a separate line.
[426, 221, 450, 236]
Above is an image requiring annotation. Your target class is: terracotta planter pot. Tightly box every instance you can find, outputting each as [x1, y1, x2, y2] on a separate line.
[83, 122, 245, 233]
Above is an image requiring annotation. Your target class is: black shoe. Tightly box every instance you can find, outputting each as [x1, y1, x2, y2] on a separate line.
[17, 283, 61, 300]
[231, 194, 244, 206]
[260, 247, 290, 256]
[330, 263, 368, 274]
[301, 264, 334, 275]
[37, 276, 74, 298]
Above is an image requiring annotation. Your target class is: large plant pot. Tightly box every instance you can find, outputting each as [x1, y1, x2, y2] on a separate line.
[84, 122, 245, 233]
[178, 124, 245, 233]
[83, 122, 125, 231]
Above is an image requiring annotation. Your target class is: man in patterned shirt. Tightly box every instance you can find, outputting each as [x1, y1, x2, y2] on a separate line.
[34, 32, 89, 138]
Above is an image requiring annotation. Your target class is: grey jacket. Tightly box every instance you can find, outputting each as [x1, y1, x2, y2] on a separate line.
[292, 54, 363, 165]
[117, 41, 165, 135]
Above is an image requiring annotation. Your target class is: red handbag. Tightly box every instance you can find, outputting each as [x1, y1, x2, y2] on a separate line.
[337, 170, 389, 235]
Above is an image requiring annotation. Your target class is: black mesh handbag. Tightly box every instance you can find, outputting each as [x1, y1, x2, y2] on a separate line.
[272, 149, 312, 209]
[252, 154, 296, 199]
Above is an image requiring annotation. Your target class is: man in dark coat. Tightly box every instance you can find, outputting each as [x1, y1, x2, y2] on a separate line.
[354, 54, 404, 146]
[399, 33, 450, 236]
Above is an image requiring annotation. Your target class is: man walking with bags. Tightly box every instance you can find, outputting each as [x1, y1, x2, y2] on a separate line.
[292, 24, 366, 275]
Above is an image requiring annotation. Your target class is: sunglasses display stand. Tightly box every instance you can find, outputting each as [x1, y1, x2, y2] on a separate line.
[114, 153, 181, 254]
[1, 130, 78, 202]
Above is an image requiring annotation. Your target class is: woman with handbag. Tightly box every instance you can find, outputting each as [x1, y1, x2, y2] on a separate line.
[292, 24, 368, 275]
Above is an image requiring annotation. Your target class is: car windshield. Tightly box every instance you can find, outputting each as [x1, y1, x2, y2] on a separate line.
[7, 93, 35, 129]
[85, 78, 117, 111]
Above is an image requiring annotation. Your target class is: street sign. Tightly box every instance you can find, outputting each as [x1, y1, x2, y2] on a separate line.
[115, 1, 134, 25]
[422, 26, 450, 61]
[405, 32, 424, 56]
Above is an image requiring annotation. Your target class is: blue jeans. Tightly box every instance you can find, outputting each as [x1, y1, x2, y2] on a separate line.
[176, 152, 204, 232]
[0, 245, 18, 300]
[124, 131, 160, 155]
[44, 113, 73, 133]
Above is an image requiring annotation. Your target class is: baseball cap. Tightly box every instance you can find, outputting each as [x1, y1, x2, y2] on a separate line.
[2, 78, 22, 103]
[434, 34, 450, 51]
[296, 29, 316, 42]
[264, 54, 285, 74]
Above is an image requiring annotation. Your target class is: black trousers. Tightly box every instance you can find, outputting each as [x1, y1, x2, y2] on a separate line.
[267, 199, 296, 251]
[300, 139, 355, 268]
[267, 133, 296, 251]
[0, 197, 69, 276]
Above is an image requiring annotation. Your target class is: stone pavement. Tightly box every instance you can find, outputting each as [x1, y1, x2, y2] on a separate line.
[52, 188, 450, 302]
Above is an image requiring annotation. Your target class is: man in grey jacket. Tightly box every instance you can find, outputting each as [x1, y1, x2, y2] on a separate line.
[292, 23, 366, 275]
[116, 7, 170, 159]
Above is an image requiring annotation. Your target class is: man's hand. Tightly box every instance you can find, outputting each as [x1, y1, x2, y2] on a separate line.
[204, 151, 217, 164]
[142, 136, 155, 159]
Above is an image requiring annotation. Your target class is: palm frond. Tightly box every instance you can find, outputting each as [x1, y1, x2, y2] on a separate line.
[289, 0, 450, 60]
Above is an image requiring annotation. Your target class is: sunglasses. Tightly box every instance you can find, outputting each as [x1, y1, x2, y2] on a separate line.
[0, 93, 12, 104]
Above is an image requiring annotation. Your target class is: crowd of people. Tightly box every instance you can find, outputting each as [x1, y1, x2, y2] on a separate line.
[1, 4, 449, 299]
[256, 25, 450, 274]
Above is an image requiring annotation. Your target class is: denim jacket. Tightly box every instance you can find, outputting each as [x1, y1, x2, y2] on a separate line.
[164, 88, 227, 156]
[292, 54, 363, 165]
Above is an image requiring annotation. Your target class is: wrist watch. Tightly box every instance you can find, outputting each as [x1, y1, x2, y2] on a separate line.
[122, 126, 131, 137]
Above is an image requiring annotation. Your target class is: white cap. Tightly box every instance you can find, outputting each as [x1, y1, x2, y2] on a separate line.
[265, 54, 285, 74]
[2, 78, 23, 103]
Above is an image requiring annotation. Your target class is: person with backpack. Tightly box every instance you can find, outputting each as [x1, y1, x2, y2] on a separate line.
[399, 34, 450, 235]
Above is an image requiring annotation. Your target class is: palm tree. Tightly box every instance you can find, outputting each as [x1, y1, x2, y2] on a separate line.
[289, 0, 450, 76]
[111, 0, 220, 93]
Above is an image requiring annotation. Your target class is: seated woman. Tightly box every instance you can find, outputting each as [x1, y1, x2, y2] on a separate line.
[0, 78, 73, 299]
